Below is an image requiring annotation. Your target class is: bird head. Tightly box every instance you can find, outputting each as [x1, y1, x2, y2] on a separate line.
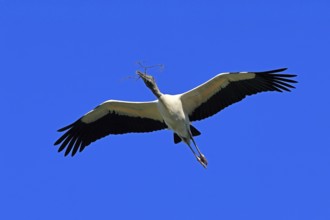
[136, 71, 156, 90]
[136, 70, 162, 98]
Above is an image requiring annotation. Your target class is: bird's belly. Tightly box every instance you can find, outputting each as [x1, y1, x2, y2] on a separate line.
[164, 116, 189, 139]
[163, 113, 185, 131]
[157, 96, 189, 138]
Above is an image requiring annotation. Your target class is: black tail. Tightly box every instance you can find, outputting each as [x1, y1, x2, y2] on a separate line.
[173, 125, 201, 144]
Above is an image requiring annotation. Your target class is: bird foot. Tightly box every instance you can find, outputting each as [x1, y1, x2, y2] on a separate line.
[197, 154, 208, 168]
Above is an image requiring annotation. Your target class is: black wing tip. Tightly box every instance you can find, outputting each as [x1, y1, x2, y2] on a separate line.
[271, 67, 287, 72]
[56, 145, 80, 157]
[256, 68, 287, 74]
[272, 73, 297, 78]
[258, 68, 298, 80]
[54, 119, 86, 156]
[57, 117, 84, 132]
[57, 124, 73, 132]
[58, 148, 69, 156]
[56, 143, 82, 157]
[256, 68, 298, 92]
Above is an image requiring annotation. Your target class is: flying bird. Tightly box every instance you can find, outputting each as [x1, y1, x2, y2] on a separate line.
[54, 68, 297, 168]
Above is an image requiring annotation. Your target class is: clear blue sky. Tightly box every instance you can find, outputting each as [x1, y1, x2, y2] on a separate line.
[1, 0, 329, 219]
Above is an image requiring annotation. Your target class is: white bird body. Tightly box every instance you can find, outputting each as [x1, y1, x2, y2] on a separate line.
[55, 68, 297, 168]
[158, 94, 189, 138]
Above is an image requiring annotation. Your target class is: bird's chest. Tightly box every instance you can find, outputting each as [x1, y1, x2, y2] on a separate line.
[157, 95, 187, 130]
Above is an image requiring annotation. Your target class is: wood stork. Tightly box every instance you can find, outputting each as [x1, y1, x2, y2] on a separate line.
[54, 68, 297, 168]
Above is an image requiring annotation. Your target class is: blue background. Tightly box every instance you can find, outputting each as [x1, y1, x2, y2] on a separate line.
[1, 0, 329, 219]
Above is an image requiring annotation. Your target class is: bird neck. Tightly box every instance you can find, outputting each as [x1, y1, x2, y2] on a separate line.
[149, 83, 162, 98]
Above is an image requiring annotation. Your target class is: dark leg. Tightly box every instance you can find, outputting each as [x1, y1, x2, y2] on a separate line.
[190, 136, 208, 168]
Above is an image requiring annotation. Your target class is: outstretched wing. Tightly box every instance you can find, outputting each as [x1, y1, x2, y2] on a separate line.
[180, 68, 297, 122]
[54, 100, 167, 156]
